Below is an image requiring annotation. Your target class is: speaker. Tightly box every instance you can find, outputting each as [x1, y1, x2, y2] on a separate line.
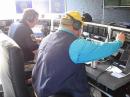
[67, 14, 82, 30]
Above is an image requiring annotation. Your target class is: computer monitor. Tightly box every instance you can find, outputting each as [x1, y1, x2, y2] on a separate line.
[120, 43, 130, 65]
[83, 25, 108, 42]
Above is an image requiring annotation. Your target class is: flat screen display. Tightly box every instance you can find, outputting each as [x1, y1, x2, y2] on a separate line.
[16, 0, 32, 13]
[83, 25, 108, 42]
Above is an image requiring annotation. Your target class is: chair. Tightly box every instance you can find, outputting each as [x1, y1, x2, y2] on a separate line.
[0, 30, 31, 97]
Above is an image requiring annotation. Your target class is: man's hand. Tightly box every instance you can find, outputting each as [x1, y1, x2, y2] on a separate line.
[116, 33, 125, 43]
[35, 37, 42, 44]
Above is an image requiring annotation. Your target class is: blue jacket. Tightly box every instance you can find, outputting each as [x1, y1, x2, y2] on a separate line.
[8, 21, 39, 62]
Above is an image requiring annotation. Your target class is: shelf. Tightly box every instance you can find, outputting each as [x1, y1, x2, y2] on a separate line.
[104, 0, 130, 8]
[104, 6, 130, 8]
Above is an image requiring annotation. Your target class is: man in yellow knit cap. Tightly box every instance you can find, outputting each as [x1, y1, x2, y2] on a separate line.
[32, 10, 125, 97]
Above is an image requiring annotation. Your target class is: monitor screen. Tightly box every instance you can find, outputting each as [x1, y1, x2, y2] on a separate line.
[83, 25, 108, 42]
[16, 0, 32, 13]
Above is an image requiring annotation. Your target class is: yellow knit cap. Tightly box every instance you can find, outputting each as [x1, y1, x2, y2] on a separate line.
[63, 10, 83, 24]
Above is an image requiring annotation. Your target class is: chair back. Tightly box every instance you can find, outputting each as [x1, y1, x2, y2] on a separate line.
[0, 31, 31, 97]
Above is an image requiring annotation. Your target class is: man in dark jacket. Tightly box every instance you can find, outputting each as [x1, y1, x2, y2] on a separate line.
[8, 8, 39, 62]
[32, 10, 125, 97]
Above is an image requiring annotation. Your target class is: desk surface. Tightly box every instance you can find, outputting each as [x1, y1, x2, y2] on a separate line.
[85, 61, 130, 90]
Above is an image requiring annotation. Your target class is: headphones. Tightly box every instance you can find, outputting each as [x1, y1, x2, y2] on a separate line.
[66, 14, 82, 30]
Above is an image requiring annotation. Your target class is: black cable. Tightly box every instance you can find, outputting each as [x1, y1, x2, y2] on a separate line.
[95, 70, 107, 82]
[90, 70, 106, 96]
[90, 64, 113, 97]
[90, 69, 107, 96]
[95, 64, 113, 82]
